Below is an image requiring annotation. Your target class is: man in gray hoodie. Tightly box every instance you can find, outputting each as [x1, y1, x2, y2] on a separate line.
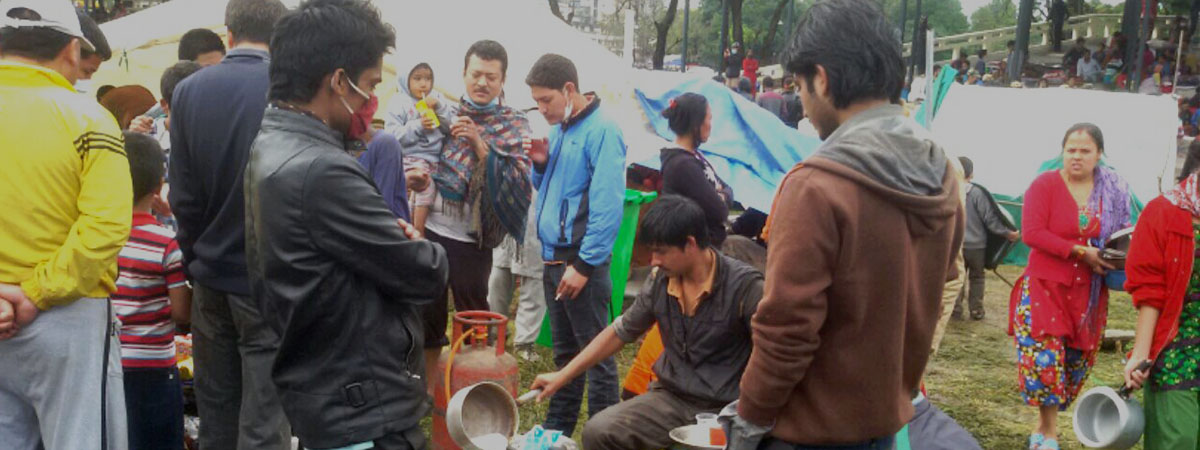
[955, 157, 1019, 321]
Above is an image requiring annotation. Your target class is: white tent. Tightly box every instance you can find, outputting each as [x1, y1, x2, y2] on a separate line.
[93, 0, 671, 164]
[933, 86, 1179, 203]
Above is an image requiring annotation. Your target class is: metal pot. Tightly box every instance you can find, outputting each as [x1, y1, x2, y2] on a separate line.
[446, 382, 519, 450]
[1073, 384, 1145, 449]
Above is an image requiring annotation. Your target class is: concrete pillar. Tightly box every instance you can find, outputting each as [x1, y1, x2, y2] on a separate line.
[623, 9, 634, 67]
[952, 46, 961, 61]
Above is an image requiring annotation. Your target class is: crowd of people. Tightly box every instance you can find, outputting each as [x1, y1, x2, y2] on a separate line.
[4, 0, 1200, 450]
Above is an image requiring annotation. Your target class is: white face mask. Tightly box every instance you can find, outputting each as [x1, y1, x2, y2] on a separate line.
[74, 79, 94, 94]
[562, 88, 573, 123]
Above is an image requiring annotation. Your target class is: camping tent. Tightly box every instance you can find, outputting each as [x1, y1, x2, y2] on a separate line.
[933, 85, 1178, 264]
[92, 0, 671, 164]
[633, 76, 820, 213]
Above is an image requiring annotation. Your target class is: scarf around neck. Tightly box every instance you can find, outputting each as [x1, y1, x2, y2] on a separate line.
[433, 97, 532, 243]
[1081, 164, 1132, 335]
[1165, 173, 1200, 217]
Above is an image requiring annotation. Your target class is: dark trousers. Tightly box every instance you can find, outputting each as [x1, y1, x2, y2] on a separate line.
[760, 436, 896, 450]
[423, 230, 493, 348]
[542, 263, 619, 435]
[582, 383, 723, 450]
[954, 248, 987, 318]
[124, 367, 184, 450]
[192, 284, 290, 450]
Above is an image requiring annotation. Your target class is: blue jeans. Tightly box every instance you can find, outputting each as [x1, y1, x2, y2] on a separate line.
[760, 436, 896, 450]
[124, 366, 184, 450]
[541, 263, 619, 435]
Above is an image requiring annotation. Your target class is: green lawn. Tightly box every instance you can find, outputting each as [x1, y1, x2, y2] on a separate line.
[446, 265, 1144, 449]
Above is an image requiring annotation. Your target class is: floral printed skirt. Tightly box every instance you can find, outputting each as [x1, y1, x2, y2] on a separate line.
[1014, 277, 1098, 410]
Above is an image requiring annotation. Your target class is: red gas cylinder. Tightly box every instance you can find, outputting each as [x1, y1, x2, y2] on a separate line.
[432, 311, 520, 450]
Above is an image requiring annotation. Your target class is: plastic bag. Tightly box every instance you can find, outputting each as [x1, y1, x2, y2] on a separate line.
[511, 426, 578, 450]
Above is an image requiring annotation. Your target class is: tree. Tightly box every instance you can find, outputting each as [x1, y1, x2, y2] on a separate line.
[730, 0, 745, 47]
[760, 0, 793, 64]
[652, 0, 681, 69]
[548, 0, 568, 23]
[884, 0, 970, 42]
[970, 0, 1018, 32]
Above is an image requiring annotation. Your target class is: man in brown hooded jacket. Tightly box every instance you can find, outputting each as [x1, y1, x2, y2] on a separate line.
[722, 1, 965, 448]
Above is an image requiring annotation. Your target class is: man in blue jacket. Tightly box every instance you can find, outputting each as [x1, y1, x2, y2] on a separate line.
[525, 53, 627, 435]
[167, 0, 291, 448]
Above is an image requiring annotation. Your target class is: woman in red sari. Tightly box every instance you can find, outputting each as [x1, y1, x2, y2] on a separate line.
[1010, 123, 1132, 450]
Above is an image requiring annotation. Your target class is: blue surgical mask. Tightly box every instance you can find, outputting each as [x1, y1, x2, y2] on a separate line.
[463, 95, 499, 110]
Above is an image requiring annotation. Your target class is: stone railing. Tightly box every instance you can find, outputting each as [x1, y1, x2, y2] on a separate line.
[902, 14, 1183, 63]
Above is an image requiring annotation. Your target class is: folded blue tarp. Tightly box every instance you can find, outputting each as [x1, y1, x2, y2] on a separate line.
[634, 78, 821, 213]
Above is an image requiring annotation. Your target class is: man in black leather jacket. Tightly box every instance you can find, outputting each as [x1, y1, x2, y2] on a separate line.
[243, 1, 448, 449]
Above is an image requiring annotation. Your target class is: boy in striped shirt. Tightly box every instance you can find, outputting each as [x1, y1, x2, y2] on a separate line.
[112, 131, 192, 450]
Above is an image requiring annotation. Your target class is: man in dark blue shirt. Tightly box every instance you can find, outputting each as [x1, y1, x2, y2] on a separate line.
[167, 1, 291, 448]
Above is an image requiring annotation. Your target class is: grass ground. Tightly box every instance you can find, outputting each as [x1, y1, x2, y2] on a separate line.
[445, 265, 1143, 449]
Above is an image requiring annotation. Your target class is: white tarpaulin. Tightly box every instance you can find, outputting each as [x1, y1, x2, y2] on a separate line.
[933, 85, 1179, 202]
[93, 0, 671, 164]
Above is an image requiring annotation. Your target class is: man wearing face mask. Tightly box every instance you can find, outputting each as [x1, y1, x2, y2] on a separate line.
[245, 1, 448, 448]
[0, 0, 132, 447]
[525, 53, 627, 436]
[167, 0, 293, 448]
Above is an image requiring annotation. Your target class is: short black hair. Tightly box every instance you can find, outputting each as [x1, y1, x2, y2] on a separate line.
[1062, 122, 1105, 153]
[1007, 40, 1016, 47]
[762, 76, 775, 89]
[525, 53, 578, 90]
[639, 195, 711, 249]
[464, 39, 508, 78]
[96, 84, 116, 100]
[661, 92, 707, 143]
[178, 28, 226, 61]
[0, 8, 73, 61]
[958, 156, 974, 179]
[226, 0, 288, 45]
[161, 61, 203, 108]
[978, 49, 987, 57]
[124, 131, 165, 203]
[77, 10, 111, 61]
[783, 0, 903, 108]
[269, 0, 394, 103]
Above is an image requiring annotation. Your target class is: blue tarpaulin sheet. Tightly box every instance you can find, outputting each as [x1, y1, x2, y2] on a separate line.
[634, 78, 821, 213]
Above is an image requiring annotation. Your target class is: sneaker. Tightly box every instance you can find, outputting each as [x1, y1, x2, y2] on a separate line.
[971, 311, 986, 321]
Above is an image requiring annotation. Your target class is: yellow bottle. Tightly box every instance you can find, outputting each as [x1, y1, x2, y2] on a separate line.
[415, 98, 440, 128]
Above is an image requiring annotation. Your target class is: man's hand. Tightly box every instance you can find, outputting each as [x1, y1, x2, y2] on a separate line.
[530, 370, 570, 402]
[129, 115, 154, 134]
[406, 169, 431, 193]
[397, 218, 422, 240]
[0, 283, 38, 330]
[423, 96, 439, 110]
[450, 117, 487, 159]
[152, 193, 173, 218]
[523, 137, 549, 167]
[1007, 230, 1021, 242]
[556, 265, 589, 301]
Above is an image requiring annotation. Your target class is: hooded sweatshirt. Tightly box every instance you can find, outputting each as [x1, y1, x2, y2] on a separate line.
[383, 62, 456, 164]
[738, 104, 964, 445]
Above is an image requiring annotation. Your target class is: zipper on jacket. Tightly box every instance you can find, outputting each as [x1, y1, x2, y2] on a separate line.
[400, 314, 419, 380]
[558, 199, 569, 243]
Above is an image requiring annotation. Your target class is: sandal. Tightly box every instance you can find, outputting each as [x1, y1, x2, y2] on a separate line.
[1028, 433, 1045, 450]
[1040, 438, 1060, 450]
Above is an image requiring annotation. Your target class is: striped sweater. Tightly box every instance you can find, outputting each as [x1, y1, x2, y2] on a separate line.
[112, 213, 187, 369]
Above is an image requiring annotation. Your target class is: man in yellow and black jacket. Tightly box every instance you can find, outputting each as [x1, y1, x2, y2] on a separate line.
[0, 0, 132, 447]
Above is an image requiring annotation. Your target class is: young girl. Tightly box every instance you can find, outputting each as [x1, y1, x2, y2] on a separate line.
[383, 61, 454, 234]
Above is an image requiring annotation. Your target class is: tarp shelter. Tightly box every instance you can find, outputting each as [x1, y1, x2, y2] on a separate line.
[91, 0, 671, 162]
[933, 85, 1178, 264]
[633, 77, 821, 213]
